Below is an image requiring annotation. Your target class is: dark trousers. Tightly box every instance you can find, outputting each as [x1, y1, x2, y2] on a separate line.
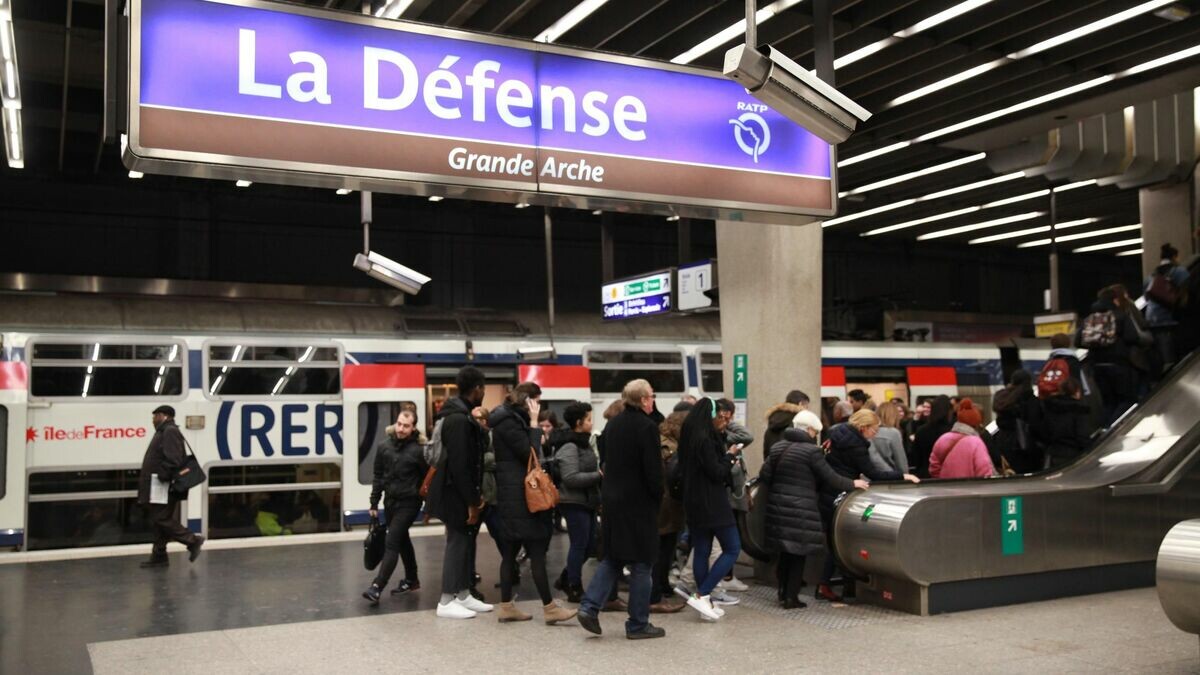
[777, 551, 806, 602]
[650, 531, 678, 603]
[373, 499, 421, 587]
[146, 497, 195, 557]
[441, 526, 473, 595]
[1093, 363, 1136, 425]
[581, 559, 653, 635]
[559, 504, 595, 587]
[500, 537, 551, 604]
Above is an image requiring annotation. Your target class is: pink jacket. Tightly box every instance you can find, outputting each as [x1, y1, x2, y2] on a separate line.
[929, 431, 995, 479]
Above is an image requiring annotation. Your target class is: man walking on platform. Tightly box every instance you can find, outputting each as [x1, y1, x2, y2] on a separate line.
[137, 405, 202, 567]
[576, 379, 666, 640]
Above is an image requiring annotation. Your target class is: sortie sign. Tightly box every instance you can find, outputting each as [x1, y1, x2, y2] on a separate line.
[126, 0, 835, 218]
[601, 271, 672, 320]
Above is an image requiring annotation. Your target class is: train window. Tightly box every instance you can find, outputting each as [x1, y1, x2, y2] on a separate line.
[206, 462, 342, 540]
[585, 348, 687, 394]
[698, 351, 723, 394]
[206, 342, 341, 399]
[29, 340, 185, 399]
[26, 468, 155, 551]
[0, 406, 6, 500]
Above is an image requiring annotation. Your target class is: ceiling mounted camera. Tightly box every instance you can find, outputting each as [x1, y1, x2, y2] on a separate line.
[723, 44, 871, 145]
[352, 250, 431, 295]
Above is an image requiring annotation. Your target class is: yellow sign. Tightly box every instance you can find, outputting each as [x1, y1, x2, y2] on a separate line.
[1035, 321, 1073, 338]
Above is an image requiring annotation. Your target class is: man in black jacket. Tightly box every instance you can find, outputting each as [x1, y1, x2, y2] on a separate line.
[576, 378, 666, 640]
[137, 405, 202, 568]
[427, 366, 494, 619]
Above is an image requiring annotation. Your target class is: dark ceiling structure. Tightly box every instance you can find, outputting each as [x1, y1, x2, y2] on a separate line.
[8, 0, 1200, 261]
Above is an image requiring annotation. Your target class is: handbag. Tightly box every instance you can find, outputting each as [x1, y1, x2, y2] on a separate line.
[524, 449, 559, 513]
[170, 438, 207, 494]
[363, 516, 387, 570]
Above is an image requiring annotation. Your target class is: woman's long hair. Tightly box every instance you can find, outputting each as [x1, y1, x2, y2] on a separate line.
[678, 397, 720, 461]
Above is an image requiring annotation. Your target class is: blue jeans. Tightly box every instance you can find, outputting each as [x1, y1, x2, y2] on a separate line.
[581, 559, 652, 635]
[690, 524, 740, 596]
[559, 504, 594, 586]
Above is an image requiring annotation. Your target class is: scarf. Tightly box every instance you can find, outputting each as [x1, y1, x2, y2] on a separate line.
[951, 422, 979, 437]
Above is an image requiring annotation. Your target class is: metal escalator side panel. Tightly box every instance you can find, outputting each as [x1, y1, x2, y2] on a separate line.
[1157, 518, 1200, 635]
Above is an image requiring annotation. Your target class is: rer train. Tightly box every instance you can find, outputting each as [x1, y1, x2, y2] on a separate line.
[0, 293, 1050, 552]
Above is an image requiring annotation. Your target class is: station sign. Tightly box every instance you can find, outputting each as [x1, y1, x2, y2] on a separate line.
[125, 0, 836, 220]
[602, 271, 672, 320]
[677, 259, 716, 312]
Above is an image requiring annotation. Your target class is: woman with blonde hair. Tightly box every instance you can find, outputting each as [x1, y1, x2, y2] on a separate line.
[869, 402, 909, 474]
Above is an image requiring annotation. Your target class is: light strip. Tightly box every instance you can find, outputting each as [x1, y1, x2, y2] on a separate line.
[836, 0, 995, 70]
[1054, 179, 1096, 192]
[535, 0, 609, 43]
[837, 141, 911, 168]
[840, 153, 985, 196]
[822, 198, 917, 227]
[861, 206, 981, 236]
[830, 171, 1024, 228]
[1, 11, 21, 169]
[1018, 223, 1140, 247]
[374, 0, 415, 19]
[834, 38, 898, 70]
[210, 374, 225, 395]
[671, 0, 806, 64]
[235, 180, 252, 187]
[1115, 248, 1143, 257]
[981, 188, 1050, 207]
[1074, 237, 1142, 253]
[887, 1, 1175, 109]
[968, 225, 1049, 244]
[915, 211, 1043, 240]
[128, 171, 144, 179]
[920, 171, 1024, 200]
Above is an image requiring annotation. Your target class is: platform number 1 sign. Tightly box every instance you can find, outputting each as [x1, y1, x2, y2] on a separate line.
[1001, 496, 1023, 555]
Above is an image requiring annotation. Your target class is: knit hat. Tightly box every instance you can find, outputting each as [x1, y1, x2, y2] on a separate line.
[956, 398, 982, 427]
[792, 410, 823, 433]
[152, 405, 176, 418]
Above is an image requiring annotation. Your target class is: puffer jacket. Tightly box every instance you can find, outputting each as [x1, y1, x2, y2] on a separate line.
[369, 432, 428, 509]
[825, 423, 904, 490]
[759, 428, 856, 556]
[557, 431, 601, 510]
[928, 425, 995, 479]
[488, 402, 552, 543]
[762, 403, 803, 461]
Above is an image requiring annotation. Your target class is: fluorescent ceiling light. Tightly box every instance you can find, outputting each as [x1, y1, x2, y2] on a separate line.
[515, 202, 531, 209]
[336, 188, 352, 195]
[374, 0, 415, 19]
[837, 141, 911, 168]
[535, 0, 609, 43]
[981, 188, 1050, 207]
[671, 0, 806, 65]
[1016, 219, 1120, 247]
[916, 211, 1043, 240]
[1054, 223, 1142, 243]
[1115, 248, 1143, 257]
[235, 180, 252, 187]
[1054, 179, 1096, 192]
[128, 170, 144, 179]
[830, 171, 1024, 229]
[889, 59, 1007, 107]
[665, 214, 680, 221]
[428, 195, 444, 202]
[1, 13, 20, 169]
[840, 153, 985, 197]
[920, 171, 1024, 200]
[896, 0, 993, 38]
[861, 206, 981, 236]
[969, 225, 1050, 244]
[1074, 237, 1142, 253]
[1121, 43, 1200, 76]
[823, 198, 917, 227]
[591, 209, 603, 215]
[834, 38, 898, 70]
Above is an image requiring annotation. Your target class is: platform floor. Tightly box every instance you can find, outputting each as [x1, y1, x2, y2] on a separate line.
[3, 531, 1198, 674]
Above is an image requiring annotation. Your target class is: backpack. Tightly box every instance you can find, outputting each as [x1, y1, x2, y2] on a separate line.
[1037, 357, 1070, 398]
[423, 417, 445, 466]
[1080, 310, 1117, 348]
[1146, 269, 1181, 308]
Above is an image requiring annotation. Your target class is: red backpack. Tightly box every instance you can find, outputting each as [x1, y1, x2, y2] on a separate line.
[1037, 357, 1070, 398]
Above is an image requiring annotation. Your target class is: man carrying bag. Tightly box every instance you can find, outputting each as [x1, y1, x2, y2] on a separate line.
[137, 405, 204, 568]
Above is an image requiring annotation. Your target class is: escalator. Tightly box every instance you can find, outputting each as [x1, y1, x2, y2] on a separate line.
[832, 350, 1200, 615]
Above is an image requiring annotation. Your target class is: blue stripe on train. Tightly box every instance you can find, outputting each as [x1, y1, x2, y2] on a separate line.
[0, 529, 24, 547]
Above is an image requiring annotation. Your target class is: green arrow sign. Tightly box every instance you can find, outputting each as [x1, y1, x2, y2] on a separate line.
[1001, 496, 1023, 555]
[733, 353, 748, 400]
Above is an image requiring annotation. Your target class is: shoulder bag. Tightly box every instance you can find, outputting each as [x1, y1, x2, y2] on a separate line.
[170, 437, 207, 495]
[524, 449, 559, 513]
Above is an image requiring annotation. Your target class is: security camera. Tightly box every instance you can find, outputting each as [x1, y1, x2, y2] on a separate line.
[518, 345, 556, 361]
[723, 44, 871, 145]
[352, 250, 431, 295]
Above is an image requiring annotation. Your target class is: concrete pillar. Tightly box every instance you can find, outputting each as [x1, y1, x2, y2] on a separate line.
[716, 219, 823, 477]
[1139, 182, 1193, 277]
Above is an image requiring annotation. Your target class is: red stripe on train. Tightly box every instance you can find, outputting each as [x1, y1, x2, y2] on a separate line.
[518, 365, 591, 389]
[0, 362, 27, 390]
[906, 366, 957, 387]
[343, 364, 425, 389]
[821, 366, 846, 387]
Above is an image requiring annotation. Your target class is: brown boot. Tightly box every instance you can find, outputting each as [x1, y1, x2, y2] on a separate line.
[497, 601, 532, 623]
[543, 600, 578, 625]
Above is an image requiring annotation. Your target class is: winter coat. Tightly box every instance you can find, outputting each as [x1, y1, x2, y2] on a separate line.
[759, 428, 856, 556]
[681, 431, 736, 530]
[724, 423, 754, 512]
[557, 431, 602, 510]
[869, 426, 908, 474]
[425, 396, 486, 530]
[1079, 297, 1140, 365]
[1036, 396, 1095, 469]
[929, 425, 995, 479]
[657, 435, 685, 535]
[369, 433, 428, 510]
[911, 418, 953, 478]
[598, 405, 663, 564]
[825, 423, 904, 489]
[138, 420, 186, 505]
[488, 402, 552, 543]
[762, 403, 803, 462]
[993, 385, 1044, 474]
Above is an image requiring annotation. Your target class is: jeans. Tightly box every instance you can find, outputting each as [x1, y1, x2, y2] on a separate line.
[650, 532, 679, 603]
[690, 524, 740, 596]
[440, 526, 473, 595]
[559, 504, 595, 587]
[373, 499, 421, 587]
[581, 559, 652, 635]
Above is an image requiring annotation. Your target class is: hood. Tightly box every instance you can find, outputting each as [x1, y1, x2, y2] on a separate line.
[548, 427, 581, 453]
[781, 427, 816, 445]
[487, 401, 529, 429]
[828, 423, 866, 450]
[437, 396, 473, 420]
[765, 403, 803, 429]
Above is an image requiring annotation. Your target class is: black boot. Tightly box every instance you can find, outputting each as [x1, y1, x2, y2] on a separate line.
[187, 536, 204, 563]
[139, 554, 169, 569]
[554, 568, 568, 591]
[566, 583, 583, 603]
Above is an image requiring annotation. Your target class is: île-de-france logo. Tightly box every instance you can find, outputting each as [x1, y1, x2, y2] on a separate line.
[729, 107, 771, 164]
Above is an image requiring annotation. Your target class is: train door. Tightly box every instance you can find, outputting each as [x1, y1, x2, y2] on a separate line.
[423, 366, 515, 436]
[0, 361, 25, 549]
[342, 364, 426, 525]
[517, 364, 591, 430]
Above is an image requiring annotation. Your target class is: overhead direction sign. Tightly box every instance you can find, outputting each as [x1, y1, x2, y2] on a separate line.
[125, 0, 836, 220]
[602, 270, 672, 320]
[678, 259, 716, 312]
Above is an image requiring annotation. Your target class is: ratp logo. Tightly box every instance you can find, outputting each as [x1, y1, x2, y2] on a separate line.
[729, 107, 771, 163]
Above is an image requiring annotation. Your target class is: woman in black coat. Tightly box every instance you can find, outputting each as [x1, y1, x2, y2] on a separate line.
[488, 391, 575, 624]
[677, 398, 742, 620]
[759, 412, 866, 609]
[362, 410, 428, 604]
[910, 395, 955, 477]
[992, 370, 1044, 474]
[1035, 379, 1096, 470]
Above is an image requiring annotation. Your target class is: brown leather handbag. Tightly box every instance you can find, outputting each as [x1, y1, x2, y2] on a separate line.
[524, 450, 559, 513]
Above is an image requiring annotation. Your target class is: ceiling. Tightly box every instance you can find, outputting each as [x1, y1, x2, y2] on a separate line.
[10, 0, 1200, 259]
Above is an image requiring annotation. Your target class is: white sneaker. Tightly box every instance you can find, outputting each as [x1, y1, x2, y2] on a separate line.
[723, 576, 749, 592]
[712, 603, 726, 618]
[437, 601, 477, 619]
[458, 595, 494, 613]
[710, 589, 740, 606]
[685, 593, 722, 621]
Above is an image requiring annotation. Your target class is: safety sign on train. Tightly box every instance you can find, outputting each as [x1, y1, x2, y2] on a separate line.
[125, 0, 835, 217]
